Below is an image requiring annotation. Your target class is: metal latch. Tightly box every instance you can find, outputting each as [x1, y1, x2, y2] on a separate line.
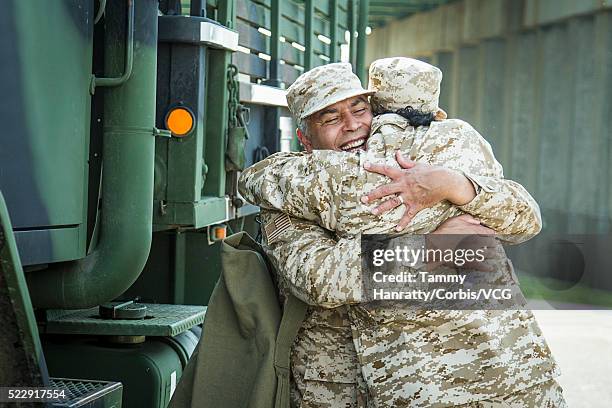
[154, 127, 172, 138]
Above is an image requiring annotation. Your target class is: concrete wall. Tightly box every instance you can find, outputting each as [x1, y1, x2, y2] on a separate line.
[367, 0, 612, 234]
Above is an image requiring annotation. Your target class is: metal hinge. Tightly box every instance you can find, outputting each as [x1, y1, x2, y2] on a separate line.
[153, 127, 172, 138]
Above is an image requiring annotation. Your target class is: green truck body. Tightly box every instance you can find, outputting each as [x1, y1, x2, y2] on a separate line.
[0, 0, 370, 406]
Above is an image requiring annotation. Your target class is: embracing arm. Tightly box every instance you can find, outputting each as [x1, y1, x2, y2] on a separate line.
[363, 120, 542, 242]
[238, 151, 308, 212]
[239, 151, 358, 231]
[456, 175, 542, 241]
[260, 210, 429, 308]
[260, 210, 364, 308]
[443, 121, 542, 240]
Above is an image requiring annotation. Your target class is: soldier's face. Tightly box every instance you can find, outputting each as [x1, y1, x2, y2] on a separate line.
[298, 96, 372, 152]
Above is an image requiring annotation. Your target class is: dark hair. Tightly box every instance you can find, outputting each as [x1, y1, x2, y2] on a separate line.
[380, 106, 435, 127]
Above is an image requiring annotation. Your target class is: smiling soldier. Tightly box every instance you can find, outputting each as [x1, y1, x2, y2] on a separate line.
[240, 62, 564, 407]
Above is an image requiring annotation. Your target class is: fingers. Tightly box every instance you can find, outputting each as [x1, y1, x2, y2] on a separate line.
[433, 217, 495, 235]
[455, 214, 481, 225]
[395, 206, 420, 231]
[474, 225, 495, 235]
[361, 183, 403, 204]
[363, 161, 404, 178]
[395, 150, 417, 169]
[459, 225, 494, 235]
[371, 194, 405, 215]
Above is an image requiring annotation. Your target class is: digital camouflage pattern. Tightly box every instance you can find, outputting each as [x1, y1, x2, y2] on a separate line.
[241, 116, 542, 242]
[369, 57, 443, 115]
[288, 290, 370, 408]
[286, 62, 374, 121]
[257, 211, 370, 407]
[458, 379, 566, 408]
[239, 114, 564, 407]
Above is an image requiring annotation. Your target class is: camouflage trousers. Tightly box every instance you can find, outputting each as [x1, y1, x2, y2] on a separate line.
[289, 316, 373, 408]
[458, 379, 567, 408]
[290, 373, 371, 408]
[290, 377, 566, 408]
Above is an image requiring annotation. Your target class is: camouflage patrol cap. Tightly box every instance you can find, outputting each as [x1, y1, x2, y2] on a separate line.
[368, 57, 444, 117]
[286, 63, 374, 121]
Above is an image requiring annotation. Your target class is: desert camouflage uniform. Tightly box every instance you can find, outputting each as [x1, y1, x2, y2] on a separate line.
[256, 62, 375, 407]
[243, 116, 541, 241]
[240, 58, 564, 407]
[239, 116, 564, 407]
[458, 379, 566, 408]
[257, 211, 369, 407]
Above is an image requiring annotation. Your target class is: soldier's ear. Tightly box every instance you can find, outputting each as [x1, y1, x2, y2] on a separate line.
[296, 128, 313, 152]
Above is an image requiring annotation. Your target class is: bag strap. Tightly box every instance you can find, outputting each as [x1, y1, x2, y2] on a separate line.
[273, 294, 308, 408]
[224, 232, 309, 408]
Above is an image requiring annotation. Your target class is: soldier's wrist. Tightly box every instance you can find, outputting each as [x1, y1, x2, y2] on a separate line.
[446, 169, 477, 205]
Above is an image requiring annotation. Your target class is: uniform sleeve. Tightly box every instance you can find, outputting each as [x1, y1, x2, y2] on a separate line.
[260, 211, 425, 308]
[260, 211, 364, 308]
[423, 120, 542, 242]
[238, 151, 309, 212]
[457, 174, 542, 243]
[239, 151, 360, 232]
[240, 120, 542, 243]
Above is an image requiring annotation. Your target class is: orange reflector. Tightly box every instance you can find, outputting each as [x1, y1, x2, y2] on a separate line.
[213, 226, 227, 240]
[165, 107, 194, 137]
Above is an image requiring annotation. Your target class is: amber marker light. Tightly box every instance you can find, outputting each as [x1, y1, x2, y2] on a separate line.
[213, 226, 227, 240]
[207, 225, 227, 244]
[165, 107, 195, 137]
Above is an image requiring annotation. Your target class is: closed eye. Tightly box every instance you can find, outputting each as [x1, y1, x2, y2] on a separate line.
[324, 116, 340, 125]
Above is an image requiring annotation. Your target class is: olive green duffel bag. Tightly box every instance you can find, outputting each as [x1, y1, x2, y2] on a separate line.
[169, 232, 308, 408]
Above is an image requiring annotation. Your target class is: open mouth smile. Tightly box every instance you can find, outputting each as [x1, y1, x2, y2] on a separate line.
[340, 137, 367, 152]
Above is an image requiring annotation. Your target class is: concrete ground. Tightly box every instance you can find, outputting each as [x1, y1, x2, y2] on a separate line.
[530, 304, 612, 407]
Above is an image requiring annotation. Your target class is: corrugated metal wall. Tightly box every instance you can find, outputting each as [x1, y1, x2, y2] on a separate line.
[367, 0, 612, 235]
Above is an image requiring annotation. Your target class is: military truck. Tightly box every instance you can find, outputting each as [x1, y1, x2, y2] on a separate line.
[0, 0, 374, 406]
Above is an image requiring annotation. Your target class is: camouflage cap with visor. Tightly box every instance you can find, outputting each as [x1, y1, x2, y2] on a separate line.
[368, 57, 447, 120]
[286, 62, 375, 122]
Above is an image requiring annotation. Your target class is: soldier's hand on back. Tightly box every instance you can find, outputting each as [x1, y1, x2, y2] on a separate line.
[361, 151, 477, 231]
[426, 215, 500, 272]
